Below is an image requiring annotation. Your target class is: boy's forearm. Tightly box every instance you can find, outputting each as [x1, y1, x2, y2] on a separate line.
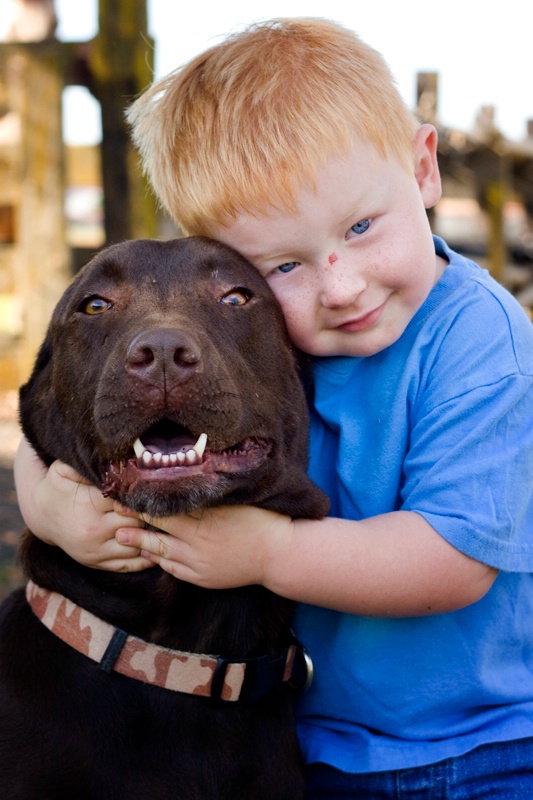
[120, 507, 498, 616]
[264, 511, 498, 617]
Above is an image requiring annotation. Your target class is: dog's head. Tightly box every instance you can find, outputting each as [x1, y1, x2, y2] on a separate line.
[20, 237, 328, 520]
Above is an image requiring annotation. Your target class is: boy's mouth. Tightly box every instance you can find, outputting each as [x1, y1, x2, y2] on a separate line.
[336, 301, 386, 333]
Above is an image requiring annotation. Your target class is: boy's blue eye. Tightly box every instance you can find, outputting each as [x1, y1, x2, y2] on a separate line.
[350, 218, 371, 235]
[276, 262, 298, 274]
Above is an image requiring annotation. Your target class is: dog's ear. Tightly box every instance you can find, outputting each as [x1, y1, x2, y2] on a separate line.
[293, 349, 314, 403]
[28, 337, 53, 376]
[19, 335, 63, 467]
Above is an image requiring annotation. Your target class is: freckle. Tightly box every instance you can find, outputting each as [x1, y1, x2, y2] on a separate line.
[328, 253, 338, 265]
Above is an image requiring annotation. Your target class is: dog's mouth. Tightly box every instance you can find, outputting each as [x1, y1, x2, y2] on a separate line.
[101, 419, 271, 497]
[132, 422, 209, 469]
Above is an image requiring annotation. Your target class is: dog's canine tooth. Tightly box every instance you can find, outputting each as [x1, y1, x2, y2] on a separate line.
[193, 433, 207, 459]
[133, 438, 145, 458]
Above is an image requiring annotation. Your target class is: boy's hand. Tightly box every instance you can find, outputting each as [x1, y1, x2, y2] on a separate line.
[14, 437, 153, 572]
[116, 505, 293, 589]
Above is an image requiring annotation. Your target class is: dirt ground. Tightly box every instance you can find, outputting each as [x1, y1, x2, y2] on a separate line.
[0, 391, 25, 601]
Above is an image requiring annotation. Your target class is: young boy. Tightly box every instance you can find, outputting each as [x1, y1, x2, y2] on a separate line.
[15, 18, 533, 798]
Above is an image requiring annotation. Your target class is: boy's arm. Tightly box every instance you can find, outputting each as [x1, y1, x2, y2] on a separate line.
[116, 505, 498, 616]
[14, 437, 153, 572]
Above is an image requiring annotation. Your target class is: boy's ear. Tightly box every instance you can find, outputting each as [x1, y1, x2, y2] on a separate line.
[413, 124, 442, 209]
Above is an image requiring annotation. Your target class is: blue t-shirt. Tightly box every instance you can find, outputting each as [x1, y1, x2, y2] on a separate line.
[295, 236, 533, 773]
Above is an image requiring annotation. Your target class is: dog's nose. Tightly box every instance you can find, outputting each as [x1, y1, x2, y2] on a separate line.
[125, 328, 202, 384]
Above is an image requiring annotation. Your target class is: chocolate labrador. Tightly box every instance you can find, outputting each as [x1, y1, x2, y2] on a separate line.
[0, 237, 329, 799]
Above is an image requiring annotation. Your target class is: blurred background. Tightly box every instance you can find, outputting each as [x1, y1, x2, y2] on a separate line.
[0, 0, 532, 594]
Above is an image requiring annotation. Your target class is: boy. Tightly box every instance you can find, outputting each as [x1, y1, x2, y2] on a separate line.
[15, 18, 533, 798]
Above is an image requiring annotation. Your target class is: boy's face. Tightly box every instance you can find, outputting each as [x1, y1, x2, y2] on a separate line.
[213, 125, 446, 358]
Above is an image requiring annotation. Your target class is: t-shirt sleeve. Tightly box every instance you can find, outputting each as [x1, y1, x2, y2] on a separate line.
[401, 293, 533, 572]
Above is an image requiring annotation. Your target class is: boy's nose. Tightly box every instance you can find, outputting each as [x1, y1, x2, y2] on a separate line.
[318, 257, 366, 308]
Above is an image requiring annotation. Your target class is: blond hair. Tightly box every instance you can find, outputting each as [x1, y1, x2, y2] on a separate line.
[127, 17, 418, 235]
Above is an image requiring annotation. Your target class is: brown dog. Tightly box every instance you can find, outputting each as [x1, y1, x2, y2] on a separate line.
[0, 237, 328, 799]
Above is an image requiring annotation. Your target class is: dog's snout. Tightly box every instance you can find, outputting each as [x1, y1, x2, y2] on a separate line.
[126, 327, 202, 384]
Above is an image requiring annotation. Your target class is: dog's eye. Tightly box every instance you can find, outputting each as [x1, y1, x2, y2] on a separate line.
[219, 289, 251, 306]
[81, 296, 113, 315]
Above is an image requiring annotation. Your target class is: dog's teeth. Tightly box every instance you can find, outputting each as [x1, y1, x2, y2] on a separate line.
[193, 433, 207, 459]
[133, 435, 205, 468]
[133, 438, 145, 458]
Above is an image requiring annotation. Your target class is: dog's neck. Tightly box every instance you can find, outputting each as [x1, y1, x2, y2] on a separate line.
[21, 532, 296, 656]
[25, 580, 312, 702]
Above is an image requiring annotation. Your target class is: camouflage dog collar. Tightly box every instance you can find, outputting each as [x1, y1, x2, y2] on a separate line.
[25, 580, 312, 702]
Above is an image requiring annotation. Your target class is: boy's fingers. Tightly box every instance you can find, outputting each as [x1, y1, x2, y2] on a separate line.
[99, 555, 156, 573]
[112, 501, 142, 519]
[116, 527, 155, 549]
[90, 538, 156, 573]
[117, 527, 176, 558]
[53, 460, 91, 484]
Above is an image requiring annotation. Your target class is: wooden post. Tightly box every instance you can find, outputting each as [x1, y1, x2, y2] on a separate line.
[416, 72, 438, 124]
[89, 0, 157, 243]
[0, 41, 71, 386]
[0, 0, 157, 388]
[470, 108, 508, 283]
[485, 178, 506, 283]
